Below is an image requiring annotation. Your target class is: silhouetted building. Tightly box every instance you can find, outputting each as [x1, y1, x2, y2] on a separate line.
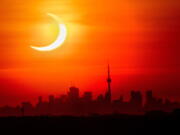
[145, 90, 159, 111]
[49, 95, 55, 104]
[145, 90, 154, 106]
[38, 96, 43, 104]
[96, 94, 104, 102]
[68, 86, 80, 103]
[82, 92, 93, 102]
[130, 91, 143, 107]
[105, 64, 112, 103]
[59, 94, 68, 103]
[21, 102, 34, 116]
[129, 91, 143, 114]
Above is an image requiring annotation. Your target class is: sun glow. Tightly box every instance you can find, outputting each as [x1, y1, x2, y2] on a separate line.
[31, 13, 67, 51]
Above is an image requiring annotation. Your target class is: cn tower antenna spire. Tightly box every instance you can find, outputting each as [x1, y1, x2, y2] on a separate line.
[108, 64, 110, 79]
[105, 63, 112, 103]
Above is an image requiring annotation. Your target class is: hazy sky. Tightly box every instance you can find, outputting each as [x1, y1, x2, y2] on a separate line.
[0, 0, 180, 106]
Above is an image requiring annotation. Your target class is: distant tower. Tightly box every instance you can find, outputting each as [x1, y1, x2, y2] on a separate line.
[105, 64, 112, 103]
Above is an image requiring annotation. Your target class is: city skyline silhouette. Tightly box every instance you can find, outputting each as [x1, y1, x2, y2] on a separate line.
[1, 65, 179, 116]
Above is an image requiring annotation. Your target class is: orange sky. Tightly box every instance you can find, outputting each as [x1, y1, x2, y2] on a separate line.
[0, 0, 180, 106]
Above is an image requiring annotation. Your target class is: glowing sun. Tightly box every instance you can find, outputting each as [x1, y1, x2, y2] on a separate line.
[31, 13, 67, 51]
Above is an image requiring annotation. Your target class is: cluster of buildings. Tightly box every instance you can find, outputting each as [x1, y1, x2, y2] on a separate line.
[0, 65, 179, 116]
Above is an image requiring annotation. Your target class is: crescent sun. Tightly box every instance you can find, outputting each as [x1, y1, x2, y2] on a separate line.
[31, 13, 67, 51]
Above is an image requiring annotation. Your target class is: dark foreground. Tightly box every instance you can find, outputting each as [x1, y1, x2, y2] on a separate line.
[0, 109, 180, 135]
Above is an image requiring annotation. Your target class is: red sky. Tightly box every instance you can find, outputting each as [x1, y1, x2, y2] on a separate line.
[0, 0, 180, 106]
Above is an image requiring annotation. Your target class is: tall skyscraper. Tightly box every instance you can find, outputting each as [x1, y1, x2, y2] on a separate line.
[105, 64, 112, 103]
[130, 91, 143, 107]
[68, 86, 79, 102]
